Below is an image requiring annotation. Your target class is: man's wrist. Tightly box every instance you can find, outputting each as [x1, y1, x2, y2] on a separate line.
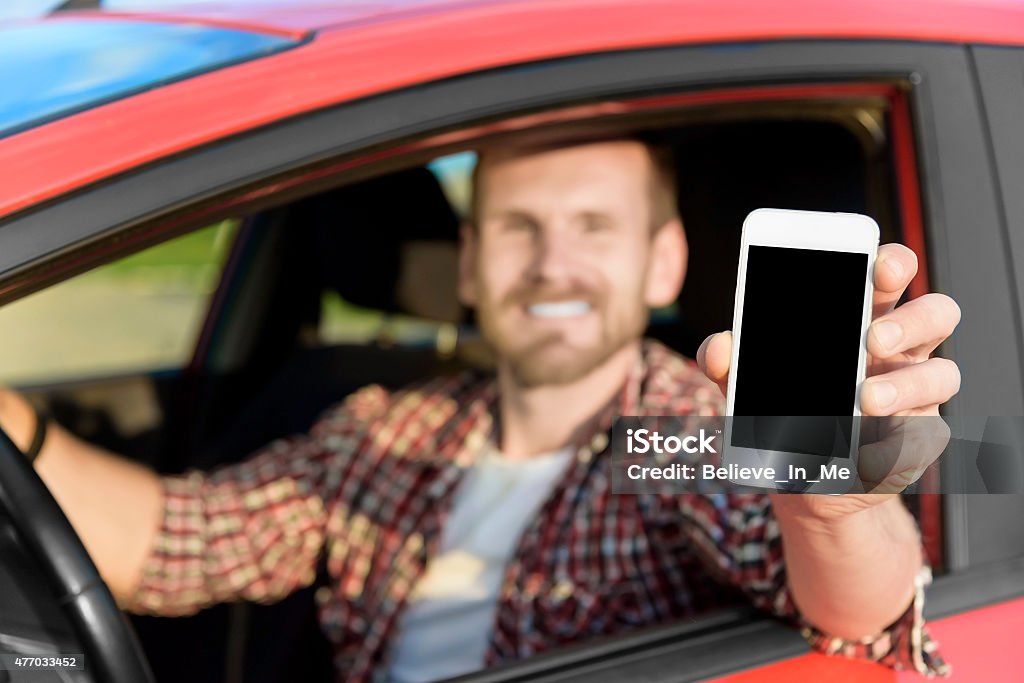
[0, 388, 45, 459]
[775, 496, 923, 637]
[770, 492, 901, 530]
[771, 495, 920, 558]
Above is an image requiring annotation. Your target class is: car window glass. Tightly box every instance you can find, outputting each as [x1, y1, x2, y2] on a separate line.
[0, 220, 238, 386]
[429, 150, 476, 219]
[0, 21, 298, 137]
[319, 292, 452, 347]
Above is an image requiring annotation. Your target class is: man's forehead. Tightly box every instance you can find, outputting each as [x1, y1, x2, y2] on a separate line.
[475, 140, 653, 214]
[471, 136, 659, 223]
[475, 139, 651, 210]
[477, 138, 651, 174]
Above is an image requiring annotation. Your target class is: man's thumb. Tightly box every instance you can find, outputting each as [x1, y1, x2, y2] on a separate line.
[696, 331, 732, 396]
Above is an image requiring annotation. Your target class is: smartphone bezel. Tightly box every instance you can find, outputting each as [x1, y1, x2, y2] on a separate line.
[724, 208, 879, 493]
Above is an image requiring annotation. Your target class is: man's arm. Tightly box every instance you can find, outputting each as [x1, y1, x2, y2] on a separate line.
[1, 381, 349, 615]
[770, 495, 921, 639]
[0, 387, 163, 604]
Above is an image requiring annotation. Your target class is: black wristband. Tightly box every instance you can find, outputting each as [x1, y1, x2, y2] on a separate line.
[24, 405, 48, 464]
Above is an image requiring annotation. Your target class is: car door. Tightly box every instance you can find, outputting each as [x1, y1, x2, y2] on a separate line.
[1, 34, 1021, 683]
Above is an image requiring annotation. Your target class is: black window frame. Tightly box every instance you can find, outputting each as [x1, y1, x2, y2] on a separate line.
[958, 44, 1024, 570]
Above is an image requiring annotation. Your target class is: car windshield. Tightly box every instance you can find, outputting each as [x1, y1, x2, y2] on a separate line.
[0, 19, 298, 137]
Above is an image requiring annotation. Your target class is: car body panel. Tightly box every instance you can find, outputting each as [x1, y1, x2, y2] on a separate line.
[711, 652, 896, 682]
[97, 0, 475, 33]
[909, 598, 1024, 682]
[2, 0, 1024, 218]
[89, 0, 1024, 42]
[709, 596, 1024, 682]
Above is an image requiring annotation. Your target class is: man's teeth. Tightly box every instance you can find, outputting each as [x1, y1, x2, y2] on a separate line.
[527, 301, 591, 318]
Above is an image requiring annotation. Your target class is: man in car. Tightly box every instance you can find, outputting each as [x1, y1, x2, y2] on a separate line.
[0, 136, 959, 682]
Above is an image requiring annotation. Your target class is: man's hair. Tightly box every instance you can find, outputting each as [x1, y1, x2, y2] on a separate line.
[470, 134, 680, 233]
[644, 141, 680, 232]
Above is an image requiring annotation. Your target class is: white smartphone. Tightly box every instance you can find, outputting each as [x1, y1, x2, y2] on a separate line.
[724, 209, 878, 493]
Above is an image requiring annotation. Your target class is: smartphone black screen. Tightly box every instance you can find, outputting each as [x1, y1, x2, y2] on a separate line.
[731, 245, 869, 456]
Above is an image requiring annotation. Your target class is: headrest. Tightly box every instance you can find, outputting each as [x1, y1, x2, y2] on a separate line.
[294, 167, 463, 323]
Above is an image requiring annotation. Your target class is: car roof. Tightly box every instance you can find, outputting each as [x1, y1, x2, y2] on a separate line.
[1, 0, 1022, 220]
[74, 0, 1024, 37]
[90, 1, 473, 33]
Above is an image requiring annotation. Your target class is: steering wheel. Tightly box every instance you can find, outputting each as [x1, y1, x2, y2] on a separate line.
[0, 426, 156, 683]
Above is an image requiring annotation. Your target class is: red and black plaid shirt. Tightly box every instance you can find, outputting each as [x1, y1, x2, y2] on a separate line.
[128, 340, 948, 681]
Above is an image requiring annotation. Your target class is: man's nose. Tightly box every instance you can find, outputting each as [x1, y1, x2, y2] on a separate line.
[529, 227, 575, 282]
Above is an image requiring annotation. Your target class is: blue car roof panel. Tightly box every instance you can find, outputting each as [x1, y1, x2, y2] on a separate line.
[0, 19, 300, 137]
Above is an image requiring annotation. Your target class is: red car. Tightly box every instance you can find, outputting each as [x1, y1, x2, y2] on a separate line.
[0, 1, 1021, 682]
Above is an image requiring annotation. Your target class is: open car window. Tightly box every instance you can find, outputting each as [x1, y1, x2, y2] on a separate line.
[213, 90, 941, 681]
[0, 221, 238, 387]
[4, 96, 945, 683]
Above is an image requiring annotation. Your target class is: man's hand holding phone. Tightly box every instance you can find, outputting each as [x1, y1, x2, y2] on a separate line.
[697, 242, 962, 519]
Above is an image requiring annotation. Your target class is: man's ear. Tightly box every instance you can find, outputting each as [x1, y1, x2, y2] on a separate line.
[457, 223, 479, 307]
[644, 218, 688, 308]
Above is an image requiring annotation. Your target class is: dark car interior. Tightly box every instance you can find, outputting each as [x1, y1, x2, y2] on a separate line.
[0, 104, 916, 683]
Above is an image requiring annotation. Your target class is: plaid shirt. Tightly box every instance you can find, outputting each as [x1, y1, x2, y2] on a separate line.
[129, 340, 949, 681]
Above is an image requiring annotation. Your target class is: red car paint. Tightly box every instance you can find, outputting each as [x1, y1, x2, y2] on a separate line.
[2, 0, 1024, 218]
[711, 597, 1024, 682]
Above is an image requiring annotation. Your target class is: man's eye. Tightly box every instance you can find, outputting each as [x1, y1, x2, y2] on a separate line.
[582, 216, 613, 233]
[505, 217, 537, 233]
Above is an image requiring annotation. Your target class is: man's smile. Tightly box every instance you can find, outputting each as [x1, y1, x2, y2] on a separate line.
[525, 300, 593, 318]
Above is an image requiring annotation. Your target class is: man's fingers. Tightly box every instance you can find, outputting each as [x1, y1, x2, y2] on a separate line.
[696, 331, 732, 394]
[858, 415, 950, 489]
[872, 244, 918, 318]
[867, 293, 962, 360]
[861, 357, 961, 416]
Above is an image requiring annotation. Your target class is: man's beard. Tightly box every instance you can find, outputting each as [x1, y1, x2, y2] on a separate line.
[503, 327, 636, 387]
[476, 281, 648, 388]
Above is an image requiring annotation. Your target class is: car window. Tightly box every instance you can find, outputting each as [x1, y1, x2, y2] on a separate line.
[0, 220, 238, 386]
[429, 150, 476, 219]
[319, 292, 454, 347]
[318, 100, 949, 577]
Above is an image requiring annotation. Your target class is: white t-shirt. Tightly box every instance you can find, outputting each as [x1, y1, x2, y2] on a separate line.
[386, 446, 573, 683]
